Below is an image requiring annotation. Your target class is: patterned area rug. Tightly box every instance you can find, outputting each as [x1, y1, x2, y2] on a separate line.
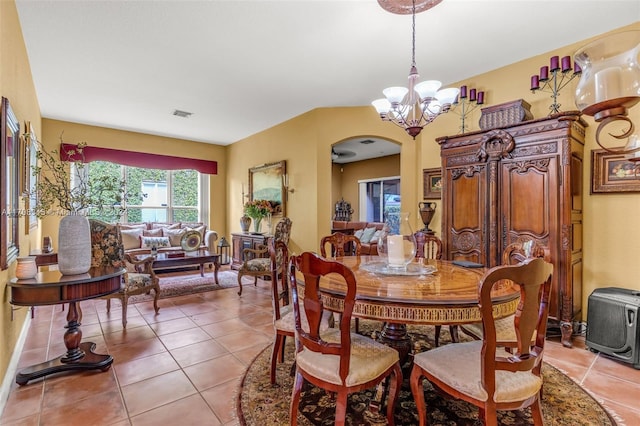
[129, 269, 239, 303]
[237, 321, 616, 425]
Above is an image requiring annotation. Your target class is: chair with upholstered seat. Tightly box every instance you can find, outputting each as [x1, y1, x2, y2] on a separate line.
[410, 257, 553, 426]
[237, 217, 292, 296]
[321, 231, 363, 332]
[414, 232, 454, 346]
[289, 252, 402, 426]
[320, 232, 362, 257]
[89, 219, 160, 328]
[268, 240, 332, 384]
[460, 239, 550, 343]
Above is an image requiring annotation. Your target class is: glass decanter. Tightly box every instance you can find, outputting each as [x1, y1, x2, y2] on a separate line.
[377, 211, 417, 270]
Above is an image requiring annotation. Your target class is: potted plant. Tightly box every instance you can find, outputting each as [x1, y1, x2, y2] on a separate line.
[243, 199, 274, 233]
[27, 135, 133, 275]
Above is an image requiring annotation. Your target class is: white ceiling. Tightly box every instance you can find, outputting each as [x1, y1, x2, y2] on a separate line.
[15, 0, 640, 150]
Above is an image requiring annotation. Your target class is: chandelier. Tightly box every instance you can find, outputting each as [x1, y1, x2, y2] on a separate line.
[372, 0, 459, 139]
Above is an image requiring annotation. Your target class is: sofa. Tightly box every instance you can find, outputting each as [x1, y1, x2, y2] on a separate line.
[117, 221, 218, 257]
[331, 220, 385, 255]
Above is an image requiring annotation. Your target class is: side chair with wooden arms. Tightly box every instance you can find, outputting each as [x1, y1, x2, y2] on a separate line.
[237, 217, 292, 296]
[410, 257, 554, 426]
[289, 252, 403, 426]
[89, 219, 160, 328]
[320, 232, 362, 257]
[414, 232, 454, 346]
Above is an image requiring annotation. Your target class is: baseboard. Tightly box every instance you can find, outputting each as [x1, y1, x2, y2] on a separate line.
[0, 310, 32, 417]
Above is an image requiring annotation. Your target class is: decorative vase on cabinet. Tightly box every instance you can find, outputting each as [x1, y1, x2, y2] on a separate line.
[240, 215, 251, 233]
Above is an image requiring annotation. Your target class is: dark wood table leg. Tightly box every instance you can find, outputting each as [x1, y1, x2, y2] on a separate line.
[378, 322, 413, 367]
[16, 301, 113, 385]
[560, 321, 573, 348]
[213, 257, 220, 285]
[199, 263, 205, 277]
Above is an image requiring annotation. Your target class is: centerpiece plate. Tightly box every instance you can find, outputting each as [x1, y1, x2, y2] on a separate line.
[361, 262, 437, 276]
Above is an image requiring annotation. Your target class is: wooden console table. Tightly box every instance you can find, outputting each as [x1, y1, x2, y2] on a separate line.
[8, 267, 125, 385]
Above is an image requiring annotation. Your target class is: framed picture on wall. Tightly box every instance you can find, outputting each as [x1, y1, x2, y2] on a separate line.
[591, 148, 640, 193]
[23, 122, 39, 231]
[249, 160, 286, 216]
[423, 167, 442, 199]
[1, 97, 20, 269]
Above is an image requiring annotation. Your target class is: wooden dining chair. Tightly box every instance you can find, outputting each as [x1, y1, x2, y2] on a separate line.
[320, 231, 364, 332]
[320, 231, 362, 257]
[414, 231, 443, 261]
[289, 252, 403, 426]
[414, 232, 454, 346]
[268, 240, 333, 384]
[410, 257, 553, 426]
[460, 239, 550, 342]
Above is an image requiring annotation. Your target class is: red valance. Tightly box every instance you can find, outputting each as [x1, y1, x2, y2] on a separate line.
[59, 143, 217, 175]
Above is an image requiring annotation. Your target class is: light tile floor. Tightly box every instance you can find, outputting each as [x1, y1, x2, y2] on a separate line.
[1, 269, 639, 425]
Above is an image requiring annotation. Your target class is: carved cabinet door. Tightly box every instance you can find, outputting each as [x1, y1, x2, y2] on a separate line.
[444, 165, 489, 264]
[499, 155, 561, 319]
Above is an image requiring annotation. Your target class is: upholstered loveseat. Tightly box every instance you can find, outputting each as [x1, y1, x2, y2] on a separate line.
[117, 222, 218, 256]
[331, 220, 385, 255]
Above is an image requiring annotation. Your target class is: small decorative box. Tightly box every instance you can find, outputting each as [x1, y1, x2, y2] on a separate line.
[167, 251, 186, 258]
[479, 99, 533, 130]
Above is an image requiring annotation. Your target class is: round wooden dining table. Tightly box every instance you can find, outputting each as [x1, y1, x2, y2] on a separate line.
[301, 256, 520, 361]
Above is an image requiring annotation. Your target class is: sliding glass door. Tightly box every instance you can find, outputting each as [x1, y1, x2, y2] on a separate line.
[358, 176, 400, 222]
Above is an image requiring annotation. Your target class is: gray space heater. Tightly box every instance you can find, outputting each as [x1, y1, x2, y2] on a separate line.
[586, 287, 640, 369]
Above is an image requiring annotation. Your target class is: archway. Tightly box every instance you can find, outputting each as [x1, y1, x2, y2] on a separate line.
[330, 137, 402, 223]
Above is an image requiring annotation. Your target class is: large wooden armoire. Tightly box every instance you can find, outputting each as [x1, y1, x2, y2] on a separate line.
[437, 111, 586, 347]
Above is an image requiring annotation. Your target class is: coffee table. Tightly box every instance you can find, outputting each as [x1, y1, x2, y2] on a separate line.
[142, 250, 220, 284]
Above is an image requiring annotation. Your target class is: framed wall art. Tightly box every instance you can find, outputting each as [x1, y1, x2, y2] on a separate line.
[1, 97, 20, 269]
[423, 167, 443, 199]
[23, 122, 38, 231]
[591, 148, 640, 194]
[249, 160, 286, 216]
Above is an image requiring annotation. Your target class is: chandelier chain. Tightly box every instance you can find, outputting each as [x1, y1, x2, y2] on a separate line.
[411, 0, 416, 67]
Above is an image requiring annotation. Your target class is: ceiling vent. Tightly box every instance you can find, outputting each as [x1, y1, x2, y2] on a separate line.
[172, 109, 193, 118]
[360, 139, 375, 145]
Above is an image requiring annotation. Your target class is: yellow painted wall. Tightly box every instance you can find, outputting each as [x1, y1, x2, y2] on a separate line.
[229, 23, 640, 320]
[227, 107, 418, 256]
[2, 0, 639, 390]
[0, 0, 43, 388]
[335, 154, 401, 220]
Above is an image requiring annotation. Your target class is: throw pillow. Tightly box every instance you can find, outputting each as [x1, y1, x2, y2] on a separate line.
[119, 223, 147, 231]
[141, 236, 171, 249]
[151, 222, 181, 230]
[143, 228, 163, 237]
[360, 227, 377, 244]
[184, 225, 206, 240]
[162, 228, 187, 246]
[371, 230, 383, 244]
[121, 228, 144, 250]
[354, 229, 364, 240]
